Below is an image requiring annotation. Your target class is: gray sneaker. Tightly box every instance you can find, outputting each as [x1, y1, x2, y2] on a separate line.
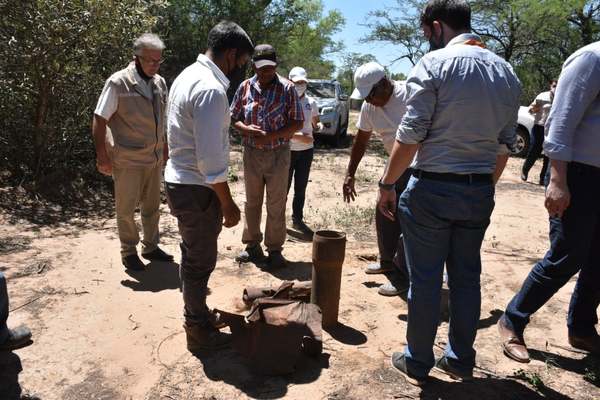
[434, 356, 473, 382]
[267, 251, 287, 269]
[378, 279, 410, 296]
[235, 245, 266, 263]
[390, 352, 428, 386]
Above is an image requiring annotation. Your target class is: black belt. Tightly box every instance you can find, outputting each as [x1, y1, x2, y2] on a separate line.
[412, 170, 493, 184]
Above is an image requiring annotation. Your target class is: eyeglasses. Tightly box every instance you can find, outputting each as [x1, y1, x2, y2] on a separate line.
[137, 55, 165, 65]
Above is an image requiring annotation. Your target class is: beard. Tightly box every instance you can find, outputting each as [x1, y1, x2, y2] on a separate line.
[226, 62, 248, 101]
[428, 26, 445, 52]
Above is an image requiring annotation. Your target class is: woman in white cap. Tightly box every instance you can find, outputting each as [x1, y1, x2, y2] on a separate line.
[287, 66, 320, 236]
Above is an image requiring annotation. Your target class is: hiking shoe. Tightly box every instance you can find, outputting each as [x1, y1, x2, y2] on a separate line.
[142, 247, 174, 262]
[390, 352, 428, 386]
[0, 325, 32, 351]
[365, 262, 394, 275]
[434, 356, 473, 382]
[122, 254, 146, 271]
[183, 323, 231, 353]
[208, 308, 227, 330]
[292, 219, 314, 238]
[235, 245, 266, 263]
[378, 280, 409, 296]
[267, 251, 287, 269]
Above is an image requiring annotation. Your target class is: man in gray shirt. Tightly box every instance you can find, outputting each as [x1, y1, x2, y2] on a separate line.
[499, 40, 600, 362]
[377, 0, 520, 385]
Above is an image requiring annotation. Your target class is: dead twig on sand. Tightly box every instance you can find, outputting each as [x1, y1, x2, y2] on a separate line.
[393, 394, 418, 399]
[128, 314, 140, 330]
[9, 295, 43, 313]
[156, 330, 183, 368]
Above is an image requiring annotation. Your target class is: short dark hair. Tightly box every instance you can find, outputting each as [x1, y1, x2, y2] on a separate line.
[420, 0, 471, 31]
[207, 21, 254, 57]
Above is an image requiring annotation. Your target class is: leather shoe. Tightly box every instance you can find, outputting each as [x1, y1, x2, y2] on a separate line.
[498, 315, 530, 363]
[142, 247, 173, 262]
[0, 325, 32, 351]
[183, 323, 231, 353]
[569, 333, 600, 356]
[122, 254, 146, 271]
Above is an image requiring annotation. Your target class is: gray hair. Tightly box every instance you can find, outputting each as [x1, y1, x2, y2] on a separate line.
[133, 33, 165, 55]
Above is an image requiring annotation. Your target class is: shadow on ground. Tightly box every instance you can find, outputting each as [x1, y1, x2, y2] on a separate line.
[193, 348, 330, 399]
[530, 349, 600, 388]
[121, 261, 181, 292]
[417, 375, 572, 400]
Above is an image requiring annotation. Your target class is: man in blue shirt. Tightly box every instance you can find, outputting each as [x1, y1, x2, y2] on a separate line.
[499, 41, 600, 362]
[377, 0, 520, 385]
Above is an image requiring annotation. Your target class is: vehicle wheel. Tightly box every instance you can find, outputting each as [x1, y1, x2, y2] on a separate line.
[341, 114, 348, 138]
[329, 118, 342, 147]
[512, 126, 530, 158]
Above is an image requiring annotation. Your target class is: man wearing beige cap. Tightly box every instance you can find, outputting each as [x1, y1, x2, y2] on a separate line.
[231, 44, 303, 269]
[343, 61, 412, 297]
[93, 33, 173, 271]
[287, 66, 319, 237]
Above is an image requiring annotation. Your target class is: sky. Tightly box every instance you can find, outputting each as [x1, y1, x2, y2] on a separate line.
[322, 0, 415, 76]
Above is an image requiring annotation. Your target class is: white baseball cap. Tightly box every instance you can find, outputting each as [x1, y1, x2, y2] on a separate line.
[289, 66, 308, 83]
[351, 62, 386, 100]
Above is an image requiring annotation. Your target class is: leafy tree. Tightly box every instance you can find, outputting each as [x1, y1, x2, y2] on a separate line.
[0, 0, 164, 188]
[336, 52, 376, 95]
[362, 0, 600, 104]
[360, 0, 428, 67]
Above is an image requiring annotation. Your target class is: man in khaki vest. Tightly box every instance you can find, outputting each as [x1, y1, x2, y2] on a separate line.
[92, 33, 173, 270]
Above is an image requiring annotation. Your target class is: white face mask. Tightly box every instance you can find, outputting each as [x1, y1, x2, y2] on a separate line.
[295, 83, 307, 97]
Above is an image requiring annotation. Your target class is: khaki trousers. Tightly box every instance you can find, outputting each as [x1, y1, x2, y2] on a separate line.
[112, 164, 161, 257]
[242, 145, 291, 252]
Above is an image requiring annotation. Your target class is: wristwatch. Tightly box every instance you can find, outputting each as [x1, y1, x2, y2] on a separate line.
[378, 179, 395, 191]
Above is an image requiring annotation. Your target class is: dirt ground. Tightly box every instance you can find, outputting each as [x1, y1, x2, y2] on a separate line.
[1, 112, 599, 399]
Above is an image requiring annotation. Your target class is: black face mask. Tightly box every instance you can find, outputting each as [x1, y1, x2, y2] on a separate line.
[428, 24, 445, 52]
[134, 58, 152, 82]
[227, 60, 248, 88]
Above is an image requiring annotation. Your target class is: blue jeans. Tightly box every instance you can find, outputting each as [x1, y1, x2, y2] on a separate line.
[505, 162, 600, 337]
[398, 175, 495, 377]
[287, 148, 314, 222]
[1, 272, 9, 343]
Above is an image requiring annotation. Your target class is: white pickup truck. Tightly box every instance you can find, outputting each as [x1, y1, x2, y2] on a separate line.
[514, 106, 535, 157]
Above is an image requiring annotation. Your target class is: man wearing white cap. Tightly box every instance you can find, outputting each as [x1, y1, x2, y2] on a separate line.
[287, 66, 320, 236]
[343, 61, 411, 297]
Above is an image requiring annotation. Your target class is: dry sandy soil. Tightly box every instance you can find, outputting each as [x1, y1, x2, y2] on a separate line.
[1, 112, 599, 399]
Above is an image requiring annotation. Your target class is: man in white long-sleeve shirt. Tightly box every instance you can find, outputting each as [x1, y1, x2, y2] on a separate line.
[164, 21, 253, 352]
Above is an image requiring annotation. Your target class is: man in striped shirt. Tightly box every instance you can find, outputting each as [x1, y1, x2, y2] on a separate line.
[231, 44, 303, 269]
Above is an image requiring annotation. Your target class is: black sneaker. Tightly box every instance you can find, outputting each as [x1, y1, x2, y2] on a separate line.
[122, 254, 146, 271]
[235, 245, 266, 263]
[434, 356, 473, 382]
[142, 247, 174, 262]
[0, 325, 32, 351]
[267, 251, 287, 269]
[390, 352, 428, 386]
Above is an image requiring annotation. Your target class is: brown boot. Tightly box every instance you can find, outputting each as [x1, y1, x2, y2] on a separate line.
[569, 334, 600, 356]
[183, 323, 231, 353]
[497, 315, 530, 363]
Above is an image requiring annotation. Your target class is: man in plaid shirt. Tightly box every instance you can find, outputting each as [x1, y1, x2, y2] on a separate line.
[231, 44, 303, 268]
